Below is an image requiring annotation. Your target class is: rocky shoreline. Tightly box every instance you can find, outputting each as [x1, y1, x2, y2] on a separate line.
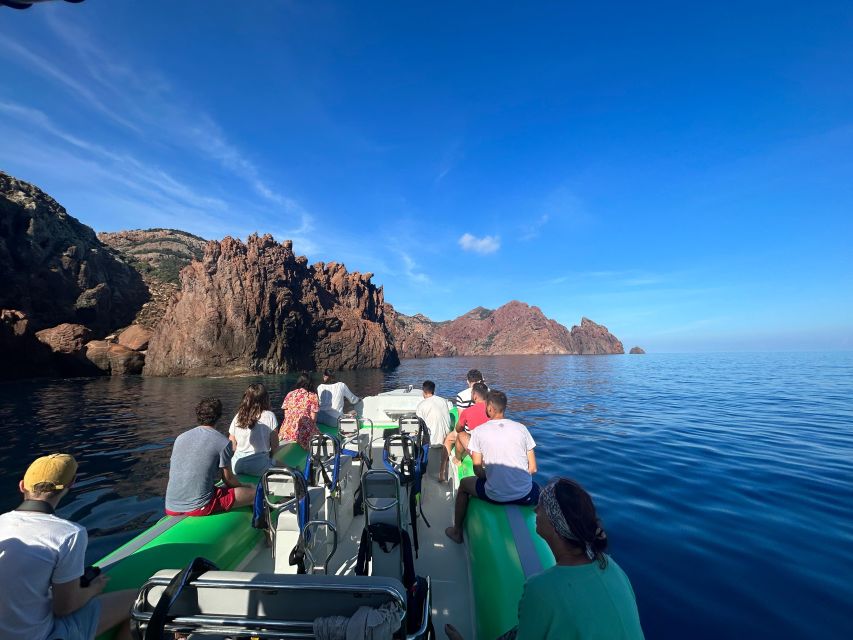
[1, 171, 630, 380]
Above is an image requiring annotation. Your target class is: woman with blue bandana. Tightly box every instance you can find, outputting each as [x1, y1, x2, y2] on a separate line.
[447, 478, 645, 639]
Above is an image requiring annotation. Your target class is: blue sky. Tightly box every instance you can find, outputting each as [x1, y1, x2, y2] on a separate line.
[1, 1, 851, 352]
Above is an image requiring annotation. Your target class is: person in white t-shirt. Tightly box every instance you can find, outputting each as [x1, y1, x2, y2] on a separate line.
[454, 368, 485, 411]
[316, 369, 361, 426]
[0, 454, 136, 640]
[445, 390, 539, 544]
[228, 383, 280, 476]
[415, 380, 452, 450]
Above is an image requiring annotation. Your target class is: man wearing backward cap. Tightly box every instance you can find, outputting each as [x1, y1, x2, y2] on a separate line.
[0, 453, 135, 640]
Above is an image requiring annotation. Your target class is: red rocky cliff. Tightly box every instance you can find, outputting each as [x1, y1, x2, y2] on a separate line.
[386, 300, 624, 357]
[144, 234, 399, 376]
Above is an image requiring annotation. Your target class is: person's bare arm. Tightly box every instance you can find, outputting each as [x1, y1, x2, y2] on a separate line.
[527, 449, 537, 475]
[221, 466, 249, 489]
[455, 412, 467, 433]
[52, 573, 107, 617]
[269, 429, 280, 456]
[471, 451, 486, 479]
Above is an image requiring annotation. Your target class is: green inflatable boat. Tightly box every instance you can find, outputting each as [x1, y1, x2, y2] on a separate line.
[96, 388, 553, 639]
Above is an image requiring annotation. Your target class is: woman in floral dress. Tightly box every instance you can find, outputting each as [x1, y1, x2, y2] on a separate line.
[279, 372, 320, 449]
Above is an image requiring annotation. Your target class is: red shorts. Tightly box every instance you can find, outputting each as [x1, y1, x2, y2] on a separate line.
[165, 486, 236, 517]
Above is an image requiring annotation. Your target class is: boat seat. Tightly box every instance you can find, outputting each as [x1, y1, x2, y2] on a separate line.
[263, 468, 326, 574]
[360, 469, 409, 583]
[131, 570, 430, 639]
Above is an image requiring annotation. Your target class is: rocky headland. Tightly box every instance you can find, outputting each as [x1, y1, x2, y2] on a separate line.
[143, 234, 399, 376]
[385, 300, 624, 358]
[1, 171, 629, 380]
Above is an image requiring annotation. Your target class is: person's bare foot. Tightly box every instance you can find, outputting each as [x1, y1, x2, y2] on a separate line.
[445, 526, 463, 544]
[445, 623, 465, 640]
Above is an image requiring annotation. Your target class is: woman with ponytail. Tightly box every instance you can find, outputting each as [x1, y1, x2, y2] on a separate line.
[228, 383, 280, 476]
[446, 477, 644, 640]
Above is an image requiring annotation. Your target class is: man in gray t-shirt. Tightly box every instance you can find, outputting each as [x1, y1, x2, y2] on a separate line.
[165, 397, 255, 516]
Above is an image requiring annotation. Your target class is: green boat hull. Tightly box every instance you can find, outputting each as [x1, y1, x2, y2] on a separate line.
[96, 413, 553, 639]
[456, 441, 555, 639]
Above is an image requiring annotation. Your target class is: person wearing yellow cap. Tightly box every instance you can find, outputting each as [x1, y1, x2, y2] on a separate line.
[0, 453, 135, 640]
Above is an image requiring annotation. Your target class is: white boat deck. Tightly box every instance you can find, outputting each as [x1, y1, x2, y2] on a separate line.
[240, 442, 474, 639]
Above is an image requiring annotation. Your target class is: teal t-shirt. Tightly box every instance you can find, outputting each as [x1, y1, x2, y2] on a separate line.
[516, 556, 645, 640]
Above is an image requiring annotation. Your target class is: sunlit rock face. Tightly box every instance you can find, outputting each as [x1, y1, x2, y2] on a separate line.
[385, 300, 624, 357]
[144, 234, 399, 376]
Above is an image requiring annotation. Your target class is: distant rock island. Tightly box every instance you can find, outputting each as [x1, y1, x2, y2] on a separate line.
[385, 301, 624, 357]
[630, 346, 646, 354]
[0, 171, 630, 379]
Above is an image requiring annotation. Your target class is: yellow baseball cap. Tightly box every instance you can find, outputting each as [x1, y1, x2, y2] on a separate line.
[23, 454, 78, 491]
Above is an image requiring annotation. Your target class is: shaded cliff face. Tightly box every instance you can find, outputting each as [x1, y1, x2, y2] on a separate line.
[99, 228, 207, 329]
[144, 234, 399, 376]
[386, 300, 624, 357]
[0, 172, 149, 335]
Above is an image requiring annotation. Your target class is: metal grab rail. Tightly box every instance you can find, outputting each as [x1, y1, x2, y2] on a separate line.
[338, 416, 374, 466]
[130, 570, 421, 639]
[302, 519, 337, 575]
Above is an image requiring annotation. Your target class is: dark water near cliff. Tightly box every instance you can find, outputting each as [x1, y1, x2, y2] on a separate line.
[1, 353, 851, 639]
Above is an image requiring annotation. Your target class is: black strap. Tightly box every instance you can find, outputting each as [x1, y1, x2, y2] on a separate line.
[16, 500, 54, 514]
[289, 543, 306, 574]
[408, 485, 419, 557]
[355, 527, 371, 576]
[144, 557, 218, 640]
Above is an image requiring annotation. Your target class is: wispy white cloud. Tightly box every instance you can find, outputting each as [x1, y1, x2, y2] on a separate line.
[0, 101, 228, 213]
[398, 252, 431, 285]
[0, 15, 312, 249]
[520, 213, 550, 241]
[0, 34, 141, 132]
[458, 232, 500, 254]
[435, 140, 464, 183]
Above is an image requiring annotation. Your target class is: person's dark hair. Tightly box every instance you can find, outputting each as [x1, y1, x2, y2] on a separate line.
[466, 369, 484, 384]
[422, 380, 436, 394]
[472, 382, 488, 400]
[323, 368, 334, 379]
[486, 389, 507, 414]
[196, 397, 223, 426]
[554, 478, 609, 568]
[235, 383, 271, 429]
[293, 372, 316, 393]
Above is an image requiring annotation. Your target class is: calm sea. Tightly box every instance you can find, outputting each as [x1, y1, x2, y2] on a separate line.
[1, 353, 851, 639]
